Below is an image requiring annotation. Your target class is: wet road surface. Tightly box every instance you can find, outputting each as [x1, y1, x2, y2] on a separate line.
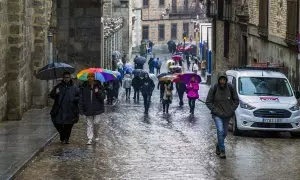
[16, 54, 300, 180]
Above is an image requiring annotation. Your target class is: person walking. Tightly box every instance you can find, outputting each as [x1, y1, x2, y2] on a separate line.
[186, 75, 199, 115]
[162, 80, 173, 114]
[185, 53, 190, 70]
[176, 82, 186, 107]
[157, 80, 166, 102]
[156, 57, 162, 74]
[148, 56, 155, 74]
[105, 80, 114, 105]
[132, 75, 142, 102]
[123, 73, 132, 100]
[49, 72, 79, 144]
[113, 78, 121, 103]
[206, 72, 239, 159]
[140, 73, 155, 114]
[79, 73, 106, 145]
[192, 62, 198, 74]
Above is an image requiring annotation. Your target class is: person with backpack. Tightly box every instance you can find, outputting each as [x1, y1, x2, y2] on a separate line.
[123, 73, 132, 100]
[49, 72, 79, 144]
[162, 80, 173, 114]
[132, 75, 142, 102]
[206, 72, 239, 159]
[140, 73, 155, 114]
[186, 75, 199, 115]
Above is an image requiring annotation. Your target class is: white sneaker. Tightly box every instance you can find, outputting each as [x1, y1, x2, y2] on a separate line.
[86, 139, 93, 145]
[95, 137, 100, 141]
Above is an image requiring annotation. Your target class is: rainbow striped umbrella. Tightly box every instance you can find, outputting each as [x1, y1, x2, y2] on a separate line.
[77, 68, 116, 82]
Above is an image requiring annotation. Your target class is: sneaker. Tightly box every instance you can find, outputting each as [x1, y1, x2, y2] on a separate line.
[95, 137, 100, 141]
[216, 145, 221, 155]
[86, 139, 93, 145]
[220, 152, 226, 159]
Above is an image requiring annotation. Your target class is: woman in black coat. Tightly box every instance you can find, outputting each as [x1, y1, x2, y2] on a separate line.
[50, 72, 79, 144]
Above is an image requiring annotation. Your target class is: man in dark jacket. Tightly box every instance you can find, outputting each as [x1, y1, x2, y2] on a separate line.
[132, 75, 142, 102]
[50, 72, 79, 144]
[206, 72, 239, 159]
[140, 73, 155, 114]
[176, 82, 186, 107]
[148, 57, 155, 74]
[157, 80, 166, 102]
[79, 73, 106, 145]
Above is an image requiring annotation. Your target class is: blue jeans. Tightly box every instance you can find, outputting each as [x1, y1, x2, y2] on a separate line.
[213, 116, 230, 152]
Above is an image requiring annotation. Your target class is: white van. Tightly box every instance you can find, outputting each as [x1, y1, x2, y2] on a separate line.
[226, 68, 300, 137]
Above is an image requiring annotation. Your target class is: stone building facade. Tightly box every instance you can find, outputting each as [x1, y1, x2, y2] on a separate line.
[141, 0, 200, 49]
[209, 0, 299, 89]
[0, 0, 53, 122]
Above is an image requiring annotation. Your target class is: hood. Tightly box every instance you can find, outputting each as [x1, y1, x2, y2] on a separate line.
[217, 71, 227, 83]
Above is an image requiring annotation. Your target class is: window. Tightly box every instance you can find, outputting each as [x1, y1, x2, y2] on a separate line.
[159, 0, 165, 6]
[224, 21, 229, 58]
[142, 25, 149, 40]
[258, 0, 268, 37]
[217, 0, 224, 19]
[183, 23, 189, 38]
[286, 0, 298, 45]
[184, 0, 188, 10]
[224, 0, 232, 20]
[171, 23, 177, 39]
[143, 0, 149, 7]
[158, 24, 165, 41]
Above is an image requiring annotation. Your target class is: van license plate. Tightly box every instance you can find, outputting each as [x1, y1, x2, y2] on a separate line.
[262, 118, 281, 123]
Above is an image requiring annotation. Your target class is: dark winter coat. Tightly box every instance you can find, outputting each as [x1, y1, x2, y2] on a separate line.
[50, 81, 79, 124]
[140, 78, 155, 95]
[79, 81, 106, 116]
[132, 76, 142, 90]
[206, 72, 239, 119]
[176, 82, 186, 94]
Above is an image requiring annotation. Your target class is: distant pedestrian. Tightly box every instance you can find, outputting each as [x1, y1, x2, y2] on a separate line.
[192, 62, 198, 74]
[186, 75, 199, 115]
[206, 72, 239, 159]
[123, 73, 132, 100]
[132, 75, 142, 101]
[49, 72, 79, 144]
[186, 53, 190, 70]
[155, 57, 162, 74]
[113, 78, 121, 102]
[157, 80, 166, 102]
[106, 80, 114, 105]
[148, 41, 154, 54]
[79, 73, 106, 145]
[162, 80, 173, 114]
[176, 82, 186, 107]
[140, 73, 155, 114]
[148, 57, 155, 74]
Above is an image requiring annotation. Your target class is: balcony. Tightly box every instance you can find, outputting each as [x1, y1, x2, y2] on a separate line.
[169, 6, 198, 17]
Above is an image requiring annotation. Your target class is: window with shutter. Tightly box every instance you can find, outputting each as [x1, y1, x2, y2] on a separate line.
[258, 0, 268, 37]
[218, 0, 224, 19]
[159, 0, 165, 6]
[183, 23, 189, 38]
[224, 0, 232, 21]
[286, 0, 298, 45]
[142, 25, 149, 40]
[158, 24, 165, 41]
[143, 0, 149, 7]
[171, 24, 177, 40]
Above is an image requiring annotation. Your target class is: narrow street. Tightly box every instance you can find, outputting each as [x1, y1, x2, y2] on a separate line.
[15, 53, 300, 180]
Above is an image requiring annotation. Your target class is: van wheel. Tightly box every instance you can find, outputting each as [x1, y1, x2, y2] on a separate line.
[290, 132, 300, 138]
[232, 115, 241, 136]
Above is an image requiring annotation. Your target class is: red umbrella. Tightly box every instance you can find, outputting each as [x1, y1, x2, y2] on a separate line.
[172, 55, 182, 61]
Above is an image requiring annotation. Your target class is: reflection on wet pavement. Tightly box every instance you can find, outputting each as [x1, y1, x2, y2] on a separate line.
[16, 55, 300, 180]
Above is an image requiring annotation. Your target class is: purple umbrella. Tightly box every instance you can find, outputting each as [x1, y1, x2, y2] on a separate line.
[177, 73, 201, 84]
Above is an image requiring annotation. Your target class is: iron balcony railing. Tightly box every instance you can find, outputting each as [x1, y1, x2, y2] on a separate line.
[169, 6, 198, 16]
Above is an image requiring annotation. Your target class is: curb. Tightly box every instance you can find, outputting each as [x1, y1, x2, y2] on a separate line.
[8, 132, 58, 180]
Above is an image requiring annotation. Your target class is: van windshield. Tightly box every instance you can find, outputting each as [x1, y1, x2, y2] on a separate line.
[238, 77, 293, 97]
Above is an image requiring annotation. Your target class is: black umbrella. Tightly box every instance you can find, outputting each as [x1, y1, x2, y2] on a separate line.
[36, 62, 75, 80]
[167, 40, 175, 46]
[157, 72, 171, 79]
[134, 56, 146, 64]
[132, 69, 147, 77]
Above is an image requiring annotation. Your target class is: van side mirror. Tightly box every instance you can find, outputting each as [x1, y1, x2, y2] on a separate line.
[294, 91, 300, 99]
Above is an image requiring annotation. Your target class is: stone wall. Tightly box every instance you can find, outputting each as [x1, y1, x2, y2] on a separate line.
[56, 0, 102, 72]
[0, 0, 53, 121]
[0, 0, 8, 121]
